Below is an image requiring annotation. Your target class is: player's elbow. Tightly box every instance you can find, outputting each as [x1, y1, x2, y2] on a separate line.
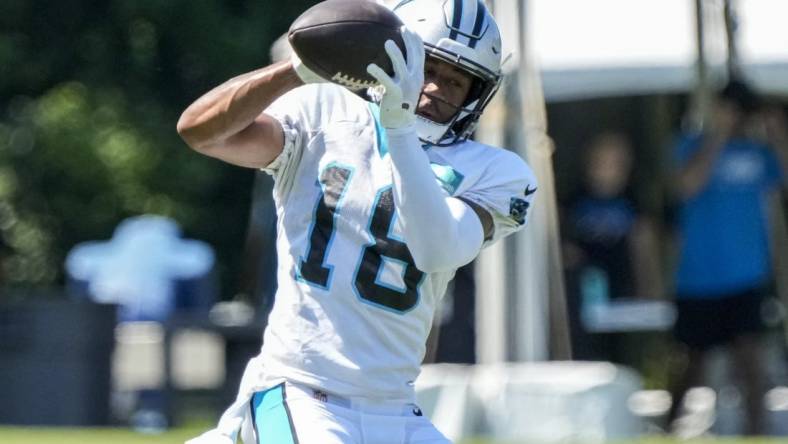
[177, 115, 200, 149]
[177, 113, 214, 153]
[414, 251, 476, 274]
[410, 251, 438, 273]
[412, 253, 454, 274]
[408, 217, 483, 273]
[410, 239, 477, 273]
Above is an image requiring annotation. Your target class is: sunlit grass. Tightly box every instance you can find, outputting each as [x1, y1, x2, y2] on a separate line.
[0, 425, 205, 444]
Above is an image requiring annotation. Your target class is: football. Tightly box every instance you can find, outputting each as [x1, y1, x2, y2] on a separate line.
[288, 0, 406, 90]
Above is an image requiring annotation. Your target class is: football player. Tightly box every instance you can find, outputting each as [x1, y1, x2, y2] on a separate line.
[177, 0, 537, 442]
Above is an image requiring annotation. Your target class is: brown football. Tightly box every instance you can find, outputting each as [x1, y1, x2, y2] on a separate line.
[288, 0, 406, 90]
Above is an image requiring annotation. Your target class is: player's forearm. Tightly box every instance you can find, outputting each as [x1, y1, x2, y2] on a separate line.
[388, 130, 484, 273]
[177, 61, 302, 150]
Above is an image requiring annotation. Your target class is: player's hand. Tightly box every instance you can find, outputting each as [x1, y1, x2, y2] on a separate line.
[366, 26, 424, 131]
[291, 51, 328, 84]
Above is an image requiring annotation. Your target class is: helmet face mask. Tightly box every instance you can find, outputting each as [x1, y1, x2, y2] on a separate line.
[393, 0, 502, 146]
[414, 73, 493, 146]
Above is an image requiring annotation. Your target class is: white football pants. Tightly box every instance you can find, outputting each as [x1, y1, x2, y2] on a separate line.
[241, 381, 451, 444]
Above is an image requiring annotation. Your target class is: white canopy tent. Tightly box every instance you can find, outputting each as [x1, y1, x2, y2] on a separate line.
[529, 0, 788, 102]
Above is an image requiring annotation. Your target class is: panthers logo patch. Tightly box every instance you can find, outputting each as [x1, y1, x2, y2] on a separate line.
[509, 186, 536, 225]
[509, 197, 530, 225]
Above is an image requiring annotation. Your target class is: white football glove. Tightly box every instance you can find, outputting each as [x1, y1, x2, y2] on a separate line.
[290, 51, 327, 84]
[366, 26, 425, 131]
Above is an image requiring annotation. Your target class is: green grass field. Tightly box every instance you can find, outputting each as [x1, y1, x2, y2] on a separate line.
[0, 426, 204, 444]
[0, 426, 786, 444]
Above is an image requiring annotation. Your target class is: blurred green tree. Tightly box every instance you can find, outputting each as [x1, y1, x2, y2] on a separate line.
[0, 0, 315, 294]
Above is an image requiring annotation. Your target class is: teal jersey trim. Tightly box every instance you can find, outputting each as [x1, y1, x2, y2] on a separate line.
[368, 103, 389, 158]
[430, 163, 465, 195]
[368, 103, 461, 195]
[251, 384, 298, 444]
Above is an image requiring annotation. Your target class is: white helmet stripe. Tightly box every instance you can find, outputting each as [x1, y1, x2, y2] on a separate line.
[448, 0, 464, 41]
[447, 0, 488, 47]
[459, 0, 478, 44]
[467, 0, 487, 48]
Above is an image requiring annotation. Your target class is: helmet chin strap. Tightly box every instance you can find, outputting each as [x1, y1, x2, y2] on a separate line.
[414, 92, 481, 145]
[414, 115, 451, 144]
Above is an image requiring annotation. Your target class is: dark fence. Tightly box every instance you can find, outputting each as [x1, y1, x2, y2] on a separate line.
[0, 296, 116, 426]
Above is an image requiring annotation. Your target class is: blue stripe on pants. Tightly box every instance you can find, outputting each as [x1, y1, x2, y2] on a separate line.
[251, 384, 298, 444]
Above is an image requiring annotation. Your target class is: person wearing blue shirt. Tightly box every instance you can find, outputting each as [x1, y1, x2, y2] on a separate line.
[667, 80, 788, 435]
[562, 132, 663, 362]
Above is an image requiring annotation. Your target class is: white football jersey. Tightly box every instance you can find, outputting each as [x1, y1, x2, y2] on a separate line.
[256, 84, 536, 401]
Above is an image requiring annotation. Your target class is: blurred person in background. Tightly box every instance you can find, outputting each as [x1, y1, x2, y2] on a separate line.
[667, 79, 788, 435]
[562, 131, 663, 363]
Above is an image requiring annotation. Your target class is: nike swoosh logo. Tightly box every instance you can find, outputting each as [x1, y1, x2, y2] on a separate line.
[524, 185, 537, 196]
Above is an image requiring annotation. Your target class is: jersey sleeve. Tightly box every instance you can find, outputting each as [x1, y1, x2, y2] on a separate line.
[459, 150, 538, 246]
[259, 86, 315, 191]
